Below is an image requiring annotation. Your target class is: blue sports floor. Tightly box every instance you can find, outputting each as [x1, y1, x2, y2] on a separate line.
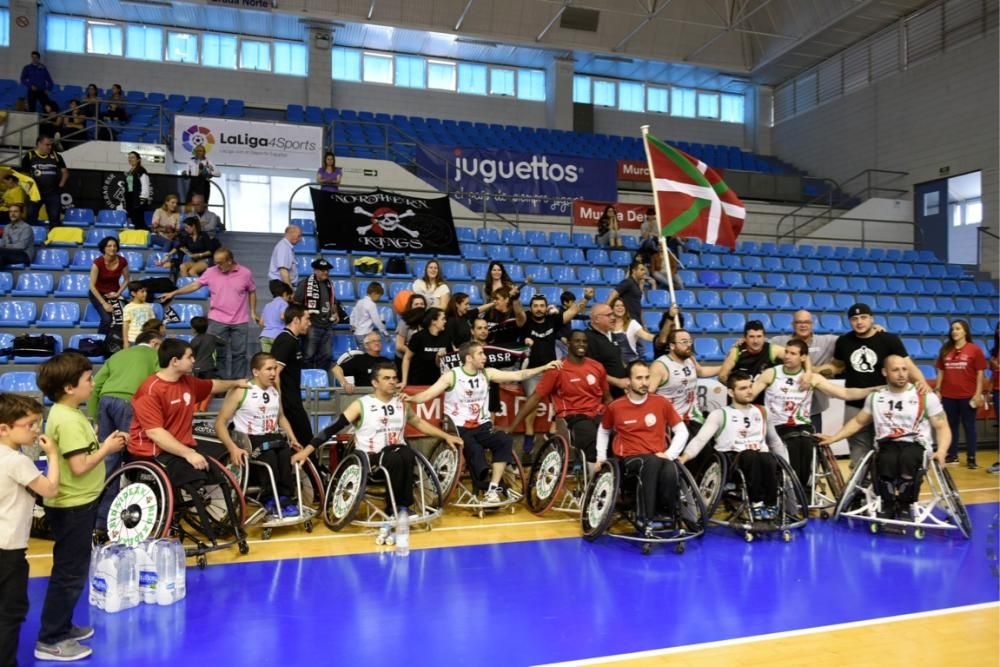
[22, 503, 999, 666]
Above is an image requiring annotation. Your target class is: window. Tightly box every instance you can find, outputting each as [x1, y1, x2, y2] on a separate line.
[647, 86, 668, 113]
[332, 47, 361, 81]
[697, 91, 719, 119]
[720, 94, 744, 123]
[457, 63, 487, 95]
[126, 25, 163, 61]
[47, 16, 86, 54]
[428, 60, 456, 90]
[395, 55, 426, 88]
[517, 69, 545, 101]
[274, 42, 307, 76]
[240, 40, 271, 71]
[0, 9, 8, 48]
[166, 31, 198, 64]
[202, 33, 237, 69]
[671, 87, 696, 117]
[965, 199, 983, 225]
[618, 81, 644, 112]
[593, 80, 616, 107]
[87, 21, 123, 56]
[490, 67, 515, 96]
[363, 52, 392, 84]
[573, 76, 591, 104]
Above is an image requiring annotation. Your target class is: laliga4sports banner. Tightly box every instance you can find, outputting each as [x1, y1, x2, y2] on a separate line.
[173, 115, 322, 170]
[311, 188, 461, 255]
[416, 146, 617, 215]
[572, 200, 649, 229]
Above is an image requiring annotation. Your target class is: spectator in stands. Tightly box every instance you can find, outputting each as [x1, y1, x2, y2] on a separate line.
[190, 316, 225, 380]
[484, 286, 526, 347]
[271, 304, 314, 445]
[316, 152, 342, 192]
[771, 310, 838, 431]
[719, 320, 790, 404]
[123, 151, 151, 230]
[260, 282, 293, 353]
[595, 205, 621, 248]
[184, 145, 220, 203]
[483, 261, 515, 301]
[652, 304, 684, 359]
[935, 319, 986, 469]
[412, 259, 450, 309]
[38, 100, 65, 147]
[606, 258, 653, 321]
[20, 51, 53, 113]
[151, 194, 180, 250]
[0, 203, 35, 268]
[162, 248, 260, 380]
[267, 225, 302, 293]
[333, 332, 391, 393]
[1, 172, 27, 224]
[62, 100, 87, 148]
[189, 194, 223, 238]
[395, 294, 426, 369]
[19, 135, 68, 227]
[121, 281, 155, 348]
[349, 282, 388, 346]
[101, 84, 128, 123]
[81, 84, 100, 121]
[157, 217, 218, 279]
[401, 308, 451, 389]
[88, 237, 130, 337]
[585, 304, 629, 397]
[294, 258, 338, 371]
[444, 292, 475, 347]
[609, 297, 655, 364]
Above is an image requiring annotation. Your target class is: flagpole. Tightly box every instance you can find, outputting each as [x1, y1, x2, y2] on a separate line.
[641, 125, 680, 330]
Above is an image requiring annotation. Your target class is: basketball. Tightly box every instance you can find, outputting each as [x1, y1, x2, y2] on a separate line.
[393, 289, 413, 315]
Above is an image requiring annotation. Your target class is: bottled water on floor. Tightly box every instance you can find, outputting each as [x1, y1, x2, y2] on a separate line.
[395, 508, 410, 557]
[91, 545, 139, 613]
[135, 541, 158, 605]
[154, 538, 187, 605]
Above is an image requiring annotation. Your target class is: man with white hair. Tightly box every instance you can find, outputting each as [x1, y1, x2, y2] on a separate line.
[268, 225, 302, 293]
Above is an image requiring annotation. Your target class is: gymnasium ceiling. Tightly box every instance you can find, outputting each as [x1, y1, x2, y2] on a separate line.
[43, 0, 936, 87]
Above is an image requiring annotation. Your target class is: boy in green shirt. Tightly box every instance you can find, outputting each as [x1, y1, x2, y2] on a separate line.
[35, 352, 126, 662]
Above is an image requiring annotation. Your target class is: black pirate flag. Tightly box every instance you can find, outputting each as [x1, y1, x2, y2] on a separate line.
[311, 188, 460, 255]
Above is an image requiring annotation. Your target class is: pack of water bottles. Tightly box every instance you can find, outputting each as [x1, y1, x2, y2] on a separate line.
[89, 539, 186, 612]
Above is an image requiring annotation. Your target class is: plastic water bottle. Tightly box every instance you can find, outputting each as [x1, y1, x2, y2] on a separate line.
[155, 539, 186, 605]
[88, 544, 108, 606]
[395, 508, 410, 557]
[135, 541, 158, 605]
[170, 540, 186, 602]
[117, 546, 140, 612]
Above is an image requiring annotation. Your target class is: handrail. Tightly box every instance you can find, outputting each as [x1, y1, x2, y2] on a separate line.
[773, 177, 843, 242]
[977, 226, 999, 241]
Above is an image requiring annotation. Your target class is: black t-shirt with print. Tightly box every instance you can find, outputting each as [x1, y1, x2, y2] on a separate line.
[834, 331, 908, 408]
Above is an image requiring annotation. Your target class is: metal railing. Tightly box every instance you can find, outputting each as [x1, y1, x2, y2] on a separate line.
[977, 226, 999, 275]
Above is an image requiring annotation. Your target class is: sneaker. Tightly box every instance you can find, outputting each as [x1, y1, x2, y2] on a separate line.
[281, 498, 300, 518]
[34, 639, 93, 661]
[263, 498, 277, 516]
[967, 460, 979, 470]
[750, 503, 764, 521]
[945, 455, 959, 464]
[483, 488, 501, 503]
[67, 625, 95, 641]
[764, 506, 778, 521]
[989, 463, 1000, 474]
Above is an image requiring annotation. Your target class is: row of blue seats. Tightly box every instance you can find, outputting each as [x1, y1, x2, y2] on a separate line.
[0, 301, 203, 328]
[0, 274, 207, 298]
[11, 248, 200, 273]
[680, 254, 972, 280]
[689, 238, 942, 263]
[677, 270, 988, 297]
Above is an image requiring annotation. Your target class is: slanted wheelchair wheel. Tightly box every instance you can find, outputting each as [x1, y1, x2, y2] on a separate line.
[581, 460, 619, 542]
[99, 462, 175, 546]
[323, 451, 369, 531]
[818, 444, 846, 498]
[833, 450, 875, 520]
[526, 434, 569, 515]
[504, 452, 528, 506]
[411, 450, 445, 518]
[675, 463, 709, 533]
[429, 439, 463, 504]
[934, 462, 972, 539]
[696, 451, 727, 516]
[176, 457, 248, 540]
[298, 457, 326, 512]
[776, 455, 809, 524]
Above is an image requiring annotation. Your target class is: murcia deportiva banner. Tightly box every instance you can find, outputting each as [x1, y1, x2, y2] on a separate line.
[311, 188, 461, 255]
[173, 115, 322, 171]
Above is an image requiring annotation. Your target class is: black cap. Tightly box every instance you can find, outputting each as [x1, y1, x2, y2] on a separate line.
[847, 303, 873, 318]
[311, 258, 332, 271]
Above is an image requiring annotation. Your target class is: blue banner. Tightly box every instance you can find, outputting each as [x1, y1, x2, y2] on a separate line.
[415, 146, 618, 215]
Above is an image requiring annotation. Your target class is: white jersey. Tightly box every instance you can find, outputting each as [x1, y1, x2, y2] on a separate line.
[444, 367, 490, 428]
[654, 355, 703, 423]
[711, 404, 770, 453]
[763, 365, 812, 427]
[353, 394, 408, 454]
[866, 385, 943, 450]
[232, 382, 280, 435]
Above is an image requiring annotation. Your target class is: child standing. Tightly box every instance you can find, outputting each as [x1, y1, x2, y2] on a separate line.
[34, 353, 125, 662]
[122, 281, 155, 348]
[348, 282, 388, 347]
[190, 316, 225, 379]
[0, 394, 60, 667]
[260, 283, 292, 353]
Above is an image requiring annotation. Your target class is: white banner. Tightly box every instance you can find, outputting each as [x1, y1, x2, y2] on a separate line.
[173, 115, 322, 171]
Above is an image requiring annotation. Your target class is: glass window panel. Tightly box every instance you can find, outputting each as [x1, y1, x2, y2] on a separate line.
[457, 63, 487, 95]
[87, 22, 123, 56]
[274, 42, 307, 76]
[395, 55, 426, 88]
[202, 33, 237, 69]
[363, 52, 393, 84]
[720, 93, 744, 123]
[428, 61, 456, 90]
[966, 200, 982, 225]
[618, 81, 644, 112]
[332, 47, 361, 81]
[490, 68, 515, 96]
[516, 69, 545, 101]
[593, 80, 616, 107]
[240, 40, 271, 71]
[671, 87, 696, 117]
[573, 75, 591, 104]
[0, 10, 8, 48]
[47, 16, 86, 54]
[647, 86, 668, 113]
[166, 31, 198, 63]
[697, 91, 719, 118]
[126, 25, 163, 61]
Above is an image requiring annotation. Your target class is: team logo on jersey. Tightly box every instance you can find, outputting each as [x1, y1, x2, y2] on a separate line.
[644, 413, 657, 427]
[586, 374, 596, 385]
[182, 392, 191, 406]
[849, 346, 878, 373]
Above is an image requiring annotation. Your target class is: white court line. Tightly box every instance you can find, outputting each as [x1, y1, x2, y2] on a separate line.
[920, 485, 1000, 496]
[531, 601, 1000, 667]
[25, 516, 578, 559]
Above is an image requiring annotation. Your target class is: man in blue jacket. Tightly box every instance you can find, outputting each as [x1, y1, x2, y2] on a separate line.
[20, 51, 54, 112]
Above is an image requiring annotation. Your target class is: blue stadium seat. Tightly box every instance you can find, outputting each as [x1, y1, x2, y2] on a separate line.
[54, 273, 90, 297]
[903, 278, 925, 294]
[14, 335, 62, 364]
[64, 208, 95, 227]
[763, 274, 785, 290]
[919, 340, 940, 360]
[82, 228, 113, 247]
[768, 293, 793, 311]
[972, 298, 993, 313]
[441, 261, 471, 281]
[609, 250, 631, 265]
[941, 281, 964, 297]
[456, 227, 476, 243]
[0, 333, 13, 362]
[677, 270, 697, 287]
[461, 243, 487, 261]
[737, 241, 759, 255]
[827, 276, 848, 293]
[642, 312, 661, 333]
[975, 281, 997, 297]
[572, 233, 596, 249]
[812, 294, 835, 311]
[0, 371, 41, 395]
[817, 314, 842, 334]
[745, 291, 767, 309]
[0, 273, 11, 295]
[587, 249, 610, 266]
[772, 313, 793, 332]
[511, 246, 536, 263]
[378, 306, 397, 330]
[290, 219, 317, 235]
[927, 265, 947, 279]
[952, 297, 973, 314]
[32, 249, 70, 269]
[867, 248, 886, 261]
[811, 245, 833, 259]
[300, 369, 331, 400]
[821, 260, 842, 274]
[525, 231, 546, 246]
[783, 258, 803, 273]
[506, 265, 525, 283]
[932, 297, 954, 314]
[621, 236, 640, 251]
[699, 255, 721, 270]
[577, 267, 601, 284]
[742, 272, 763, 288]
[174, 277, 209, 300]
[696, 291, 721, 310]
[487, 245, 512, 262]
[673, 290, 696, 310]
[719, 255, 742, 270]
[645, 290, 669, 308]
[875, 296, 899, 313]
[694, 312, 723, 333]
[776, 243, 796, 258]
[910, 264, 930, 278]
[120, 251, 143, 271]
[902, 338, 924, 359]
[790, 293, 813, 311]
[468, 262, 488, 282]
[928, 316, 949, 334]
[804, 275, 828, 292]
[537, 286, 561, 304]
[477, 228, 501, 244]
[33, 227, 47, 245]
[846, 277, 868, 293]
[334, 280, 356, 301]
[96, 209, 127, 228]
[593, 287, 613, 303]
[552, 266, 577, 284]
[848, 247, 866, 260]
[537, 247, 561, 264]
[970, 317, 991, 337]
[759, 243, 777, 255]
[562, 248, 585, 264]
[38, 302, 80, 327]
[693, 338, 723, 361]
[678, 253, 699, 269]
[761, 257, 782, 273]
[833, 294, 856, 312]
[753, 313, 773, 332]
[721, 312, 746, 332]
[944, 265, 966, 279]
[785, 274, 807, 292]
[501, 229, 525, 246]
[69, 249, 100, 271]
[893, 263, 913, 278]
[294, 237, 318, 255]
[602, 267, 625, 284]
[549, 231, 574, 247]
[802, 259, 822, 274]
[0, 301, 36, 327]
[12, 273, 53, 296]
[699, 271, 725, 288]
[887, 315, 911, 334]
[719, 271, 743, 288]
[294, 256, 312, 277]
[526, 265, 552, 284]
[796, 245, 815, 258]
[166, 304, 204, 329]
[720, 291, 745, 310]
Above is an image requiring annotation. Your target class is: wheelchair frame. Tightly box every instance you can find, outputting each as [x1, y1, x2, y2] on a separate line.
[525, 419, 591, 516]
[581, 457, 708, 555]
[833, 448, 971, 539]
[808, 441, 845, 518]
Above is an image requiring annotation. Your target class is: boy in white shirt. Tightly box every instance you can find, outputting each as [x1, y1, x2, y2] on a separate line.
[349, 282, 388, 347]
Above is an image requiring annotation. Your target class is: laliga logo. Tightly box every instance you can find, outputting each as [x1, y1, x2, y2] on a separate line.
[452, 148, 580, 184]
[181, 125, 215, 154]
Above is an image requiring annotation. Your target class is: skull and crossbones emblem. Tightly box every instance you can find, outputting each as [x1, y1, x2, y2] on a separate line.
[354, 206, 418, 237]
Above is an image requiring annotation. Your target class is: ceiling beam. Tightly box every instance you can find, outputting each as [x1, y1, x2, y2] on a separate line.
[367, 0, 376, 20]
[536, 0, 572, 43]
[684, 0, 782, 62]
[612, 0, 677, 52]
[454, 0, 476, 31]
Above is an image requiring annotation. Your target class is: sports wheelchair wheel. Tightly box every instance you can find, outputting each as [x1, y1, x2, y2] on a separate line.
[776, 455, 810, 527]
[526, 434, 569, 515]
[175, 457, 248, 541]
[323, 451, 369, 530]
[833, 450, 876, 520]
[504, 451, 528, 505]
[695, 451, 727, 516]
[929, 459, 972, 538]
[98, 461, 175, 546]
[581, 460, 619, 542]
[428, 439, 463, 504]
[675, 464, 709, 534]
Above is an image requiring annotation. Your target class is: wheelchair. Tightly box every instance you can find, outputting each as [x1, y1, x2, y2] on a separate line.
[96, 443, 249, 569]
[704, 450, 809, 543]
[192, 423, 325, 541]
[323, 440, 445, 537]
[428, 417, 526, 518]
[808, 441, 845, 518]
[524, 418, 591, 516]
[833, 447, 971, 539]
[581, 456, 707, 555]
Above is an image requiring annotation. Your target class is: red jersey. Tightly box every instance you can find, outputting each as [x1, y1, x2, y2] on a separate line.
[535, 358, 608, 418]
[935, 343, 987, 399]
[128, 374, 214, 457]
[601, 393, 681, 457]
